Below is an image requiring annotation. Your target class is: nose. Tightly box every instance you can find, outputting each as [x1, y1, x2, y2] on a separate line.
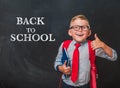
[78, 28, 83, 31]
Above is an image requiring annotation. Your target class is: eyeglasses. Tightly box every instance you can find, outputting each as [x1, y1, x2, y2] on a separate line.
[69, 25, 90, 31]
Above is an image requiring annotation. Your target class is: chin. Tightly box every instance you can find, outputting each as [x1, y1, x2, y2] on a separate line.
[76, 40, 83, 43]
[75, 38, 86, 43]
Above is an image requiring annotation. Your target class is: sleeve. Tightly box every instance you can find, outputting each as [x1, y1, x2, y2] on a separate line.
[54, 42, 63, 71]
[95, 48, 117, 61]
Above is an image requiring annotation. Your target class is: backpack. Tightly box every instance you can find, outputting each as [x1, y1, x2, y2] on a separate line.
[62, 40, 97, 88]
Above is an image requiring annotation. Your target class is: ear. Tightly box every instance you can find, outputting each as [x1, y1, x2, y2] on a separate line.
[68, 29, 72, 36]
[87, 30, 91, 37]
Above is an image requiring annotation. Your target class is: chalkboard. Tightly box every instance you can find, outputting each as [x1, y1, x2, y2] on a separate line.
[0, 0, 120, 88]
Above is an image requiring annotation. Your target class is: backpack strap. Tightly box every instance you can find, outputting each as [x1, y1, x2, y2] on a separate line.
[62, 40, 72, 50]
[88, 40, 97, 88]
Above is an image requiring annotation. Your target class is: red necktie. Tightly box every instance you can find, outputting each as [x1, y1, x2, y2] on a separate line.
[71, 43, 81, 82]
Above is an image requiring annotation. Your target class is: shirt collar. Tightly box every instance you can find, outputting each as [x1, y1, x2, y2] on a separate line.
[72, 39, 87, 46]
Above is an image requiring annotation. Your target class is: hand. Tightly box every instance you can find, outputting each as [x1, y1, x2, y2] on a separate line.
[58, 61, 71, 75]
[91, 33, 114, 58]
[91, 33, 104, 50]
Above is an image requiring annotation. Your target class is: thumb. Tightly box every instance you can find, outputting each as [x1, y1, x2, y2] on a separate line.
[63, 60, 67, 66]
[94, 33, 99, 40]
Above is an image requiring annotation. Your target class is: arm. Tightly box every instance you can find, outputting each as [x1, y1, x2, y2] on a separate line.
[54, 43, 71, 75]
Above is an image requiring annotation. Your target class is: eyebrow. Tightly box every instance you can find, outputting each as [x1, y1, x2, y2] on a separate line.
[69, 25, 90, 29]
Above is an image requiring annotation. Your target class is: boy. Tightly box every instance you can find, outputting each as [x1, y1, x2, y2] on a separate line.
[54, 14, 117, 88]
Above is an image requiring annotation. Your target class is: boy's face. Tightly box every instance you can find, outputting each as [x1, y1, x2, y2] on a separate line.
[68, 18, 91, 43]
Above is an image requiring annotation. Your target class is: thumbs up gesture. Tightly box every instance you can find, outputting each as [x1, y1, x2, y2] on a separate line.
[91, 33, 104, 50]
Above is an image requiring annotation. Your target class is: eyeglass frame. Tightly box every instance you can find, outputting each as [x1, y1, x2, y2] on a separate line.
[69, 25, 90, 31]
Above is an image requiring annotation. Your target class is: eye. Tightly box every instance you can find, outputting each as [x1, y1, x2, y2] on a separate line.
[82, 26, 86, 29]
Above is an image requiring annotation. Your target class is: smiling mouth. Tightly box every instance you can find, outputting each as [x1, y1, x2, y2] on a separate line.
[76, 33, 84, 37]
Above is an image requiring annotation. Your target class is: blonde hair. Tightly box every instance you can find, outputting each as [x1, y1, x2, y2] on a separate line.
[70, 14, 90, 28]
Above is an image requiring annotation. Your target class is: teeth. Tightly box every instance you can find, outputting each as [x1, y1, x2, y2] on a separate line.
[76, 34, 83, 36]
[80, 34, 83, 36]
